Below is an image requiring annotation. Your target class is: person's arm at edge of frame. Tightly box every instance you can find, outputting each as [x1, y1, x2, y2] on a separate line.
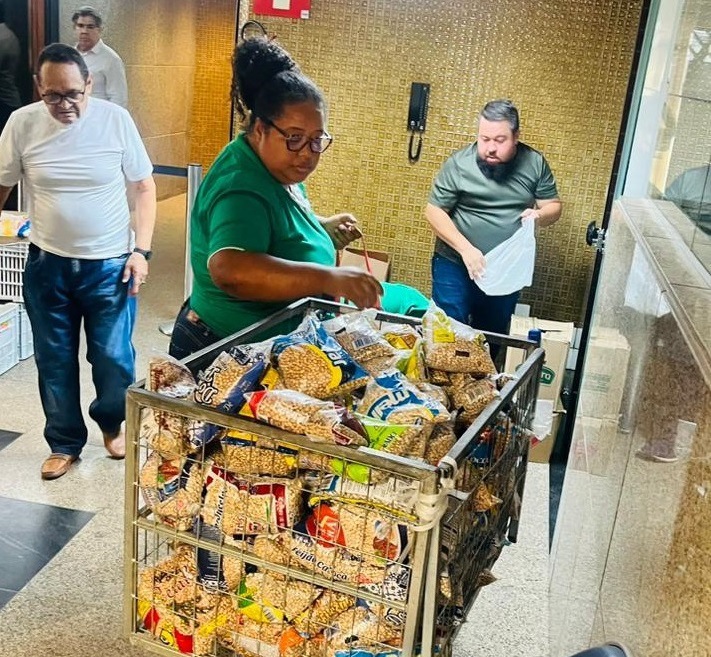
[0, 185, 12, 210]
[521, 197, 562, 227]
[123, 176, 157, 295]
[208, 249, 382, 310]
[424, 202, 485, 280]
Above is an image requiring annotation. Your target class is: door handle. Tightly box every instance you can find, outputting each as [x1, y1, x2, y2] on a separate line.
[586, 220, 606, 252]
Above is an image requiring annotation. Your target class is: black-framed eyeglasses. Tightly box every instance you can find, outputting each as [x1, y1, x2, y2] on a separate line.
[263, 118, 333, 154]
[41, 88, 87, 105]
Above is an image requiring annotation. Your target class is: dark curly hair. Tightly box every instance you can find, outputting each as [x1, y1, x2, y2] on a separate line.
[232, 37, 326, 130]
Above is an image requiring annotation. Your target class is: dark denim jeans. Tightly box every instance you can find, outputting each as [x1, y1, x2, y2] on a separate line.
[168, 299, 222, 361]
[23, 244, 136, 457]
[431, 253, 520, 361]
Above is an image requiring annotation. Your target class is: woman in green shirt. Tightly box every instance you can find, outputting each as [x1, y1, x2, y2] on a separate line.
[169, 38, 382, 359]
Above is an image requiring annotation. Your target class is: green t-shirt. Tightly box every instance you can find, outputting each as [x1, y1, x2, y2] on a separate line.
[428, 142, 559, 259]
[189, 133, 336, 338]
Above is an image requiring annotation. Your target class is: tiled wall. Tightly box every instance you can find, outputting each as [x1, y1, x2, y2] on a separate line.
[216, 0, 643, 322]
[59, 0, 197, 198]
[187, 0, 241, 173]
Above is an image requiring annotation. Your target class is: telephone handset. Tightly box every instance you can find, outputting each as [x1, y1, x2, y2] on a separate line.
[407, 82, 430, 163]
[408, 82, 430, 132]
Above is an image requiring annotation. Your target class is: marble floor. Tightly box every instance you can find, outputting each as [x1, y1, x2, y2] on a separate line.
[0, 195, 551, 657]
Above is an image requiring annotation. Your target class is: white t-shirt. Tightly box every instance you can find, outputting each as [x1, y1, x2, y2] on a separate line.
[0, 97, 153, 259]
[78, 39, 128, 108]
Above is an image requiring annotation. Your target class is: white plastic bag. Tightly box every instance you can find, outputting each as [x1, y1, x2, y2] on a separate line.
[476, 218, 536, 296]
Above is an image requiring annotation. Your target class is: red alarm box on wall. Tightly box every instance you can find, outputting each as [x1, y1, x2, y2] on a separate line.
[253, 0, 311, 19]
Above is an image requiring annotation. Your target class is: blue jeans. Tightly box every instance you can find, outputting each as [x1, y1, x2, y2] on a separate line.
[168, 299, 223, 361]
[23, 245, 137, 457]
[431, 253, 519, 360]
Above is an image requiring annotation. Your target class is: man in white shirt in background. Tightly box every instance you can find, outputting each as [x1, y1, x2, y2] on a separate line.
[72, 5, 128, 108]
[0, 43, 156, 480]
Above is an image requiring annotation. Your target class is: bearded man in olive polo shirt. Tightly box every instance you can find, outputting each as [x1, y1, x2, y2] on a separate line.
[425, 99, 562, 354]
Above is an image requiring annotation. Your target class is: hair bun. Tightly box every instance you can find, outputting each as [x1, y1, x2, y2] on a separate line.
[231, 36, 324, 128]
[238, 38, 298, 86]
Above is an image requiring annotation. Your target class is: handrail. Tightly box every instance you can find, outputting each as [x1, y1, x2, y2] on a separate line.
[153, 164, 189, 177]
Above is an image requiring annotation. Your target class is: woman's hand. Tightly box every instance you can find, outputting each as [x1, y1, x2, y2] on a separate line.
[321, 213, 362, 249]
[324, 266, 383, 309]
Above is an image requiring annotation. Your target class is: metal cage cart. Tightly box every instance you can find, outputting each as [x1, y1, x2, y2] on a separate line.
[123, 298, 543, 657]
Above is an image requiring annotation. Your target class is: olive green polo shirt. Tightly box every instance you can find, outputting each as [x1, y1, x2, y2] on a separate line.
[429, 142, 559, 259]
[189, 133, 336, 338]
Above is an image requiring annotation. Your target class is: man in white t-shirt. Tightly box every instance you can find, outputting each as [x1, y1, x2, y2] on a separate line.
[72, 6, 127, 108]
[0, 43, 156, 480]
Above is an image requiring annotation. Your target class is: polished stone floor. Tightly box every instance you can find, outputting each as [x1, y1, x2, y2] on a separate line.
[0, 494, 93, 608]
[0, 195, 550, 657]
[0, 429, 21, 451]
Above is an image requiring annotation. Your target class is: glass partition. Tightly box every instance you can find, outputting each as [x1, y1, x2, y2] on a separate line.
[551, 1, 711, 654]
[645, 2, 711, 274]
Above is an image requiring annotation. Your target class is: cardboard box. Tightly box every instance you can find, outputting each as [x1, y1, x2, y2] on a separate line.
[338, 247, 391, 282]
[529, 411, 565, 463]
[579, 327, 630, 420]
[505, 316, 575, 412]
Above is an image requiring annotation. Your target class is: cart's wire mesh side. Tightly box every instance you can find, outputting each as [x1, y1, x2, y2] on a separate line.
[126, 402, 435, 657]
[432, 350, 542, 656]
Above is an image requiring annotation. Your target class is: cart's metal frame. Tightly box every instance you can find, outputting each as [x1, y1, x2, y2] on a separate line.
[123, 298, 543, 657]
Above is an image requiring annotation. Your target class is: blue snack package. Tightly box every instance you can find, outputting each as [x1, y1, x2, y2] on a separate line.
[194, 343, 269, 414]
[272, 314, 370, 399]
[17, 219, 31, 238]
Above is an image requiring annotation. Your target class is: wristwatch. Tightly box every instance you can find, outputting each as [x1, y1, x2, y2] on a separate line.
[133, 247, 153, 261]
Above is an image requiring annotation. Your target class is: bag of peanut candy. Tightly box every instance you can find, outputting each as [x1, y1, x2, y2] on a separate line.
[272, 315, 370, 399]
[244, 389, 367, 447]
[422, 301, 497, 375]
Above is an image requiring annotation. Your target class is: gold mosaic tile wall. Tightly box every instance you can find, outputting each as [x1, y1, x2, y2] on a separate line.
[194, 0, 644, 322]
[188, 0, 239, 168]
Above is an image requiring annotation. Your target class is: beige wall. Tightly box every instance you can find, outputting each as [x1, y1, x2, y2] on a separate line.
[59, 0, 197, 198]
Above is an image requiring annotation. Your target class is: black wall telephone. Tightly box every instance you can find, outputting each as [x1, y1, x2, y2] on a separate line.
[407, 82, 430, 163]
[408, 82, 430, 132]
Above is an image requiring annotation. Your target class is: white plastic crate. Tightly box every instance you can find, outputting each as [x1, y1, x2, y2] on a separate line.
[0, 302, 19, 375]
[0, 241, 29, 302]
[18, 303, 33, 360]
